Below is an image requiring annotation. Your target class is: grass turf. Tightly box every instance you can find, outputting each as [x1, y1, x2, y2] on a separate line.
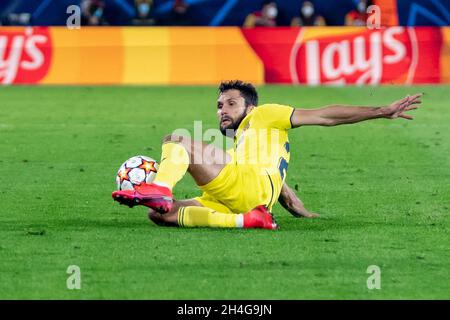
[0, 85, 449, 299]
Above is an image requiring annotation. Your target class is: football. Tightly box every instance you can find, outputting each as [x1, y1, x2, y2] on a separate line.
[116, 155, 159, 190]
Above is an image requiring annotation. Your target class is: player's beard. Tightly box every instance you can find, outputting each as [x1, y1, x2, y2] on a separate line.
[219, 107, 249, 137]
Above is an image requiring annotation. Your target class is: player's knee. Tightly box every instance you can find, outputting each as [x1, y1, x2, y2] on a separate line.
[162, 134, 193, 156]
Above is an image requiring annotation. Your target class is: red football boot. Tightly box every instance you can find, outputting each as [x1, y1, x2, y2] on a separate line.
[112, 183, 173, 213]
[243, 205, 278, 230]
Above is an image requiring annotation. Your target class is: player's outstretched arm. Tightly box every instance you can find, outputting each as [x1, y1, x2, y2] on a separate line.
[278, 183, 319, 218]
[290, 93, 422, 127]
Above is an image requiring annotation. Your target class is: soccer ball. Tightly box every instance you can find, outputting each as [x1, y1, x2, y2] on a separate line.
[116, 155, 158, 190]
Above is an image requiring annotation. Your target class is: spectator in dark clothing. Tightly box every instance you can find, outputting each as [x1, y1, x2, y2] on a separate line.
[81, 0, 108, 26]
[291, 1, 325, 26]
[171, 0, 191, 26]
[244, 1, 279, 27]
[345, 0, 371, 26]
[132, 0, 156, 26]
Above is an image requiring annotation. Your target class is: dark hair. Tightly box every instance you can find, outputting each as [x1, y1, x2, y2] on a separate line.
[218, 80, 258, 107]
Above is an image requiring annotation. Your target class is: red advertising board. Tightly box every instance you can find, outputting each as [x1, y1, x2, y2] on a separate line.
[0, 26, 447, 85]
[0, 27, 51, 84]
[242, 27, 443, 85]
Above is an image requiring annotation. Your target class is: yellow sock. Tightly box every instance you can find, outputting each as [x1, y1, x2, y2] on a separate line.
[178, 206, 244, 228]
[153, 142, 190, 189]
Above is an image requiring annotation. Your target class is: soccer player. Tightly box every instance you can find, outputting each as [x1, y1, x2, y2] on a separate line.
[112, 80, 422, 230]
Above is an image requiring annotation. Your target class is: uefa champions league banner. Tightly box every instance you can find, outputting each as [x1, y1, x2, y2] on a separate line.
[0, 26, 448, 85]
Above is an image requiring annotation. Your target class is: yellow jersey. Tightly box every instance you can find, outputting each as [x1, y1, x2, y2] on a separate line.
[197, 103, 294, 213]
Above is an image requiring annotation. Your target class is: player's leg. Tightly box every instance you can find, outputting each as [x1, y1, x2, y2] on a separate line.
[148, 197, 239, 227]
[154, 133, 231, 188]
[148, 199, 201, 226]
[149, 197, 277, 230]
[112, 134, 231, 212]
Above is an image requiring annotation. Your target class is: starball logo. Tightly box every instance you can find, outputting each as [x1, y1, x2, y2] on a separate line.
[0, 27, 52, 84]
[290, 27, 419, 85]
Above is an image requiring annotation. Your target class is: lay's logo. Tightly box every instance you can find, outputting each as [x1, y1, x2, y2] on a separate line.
[243, 27, 442, 85]
[0, 27, 51, 84]
[290, 27, 418, 85]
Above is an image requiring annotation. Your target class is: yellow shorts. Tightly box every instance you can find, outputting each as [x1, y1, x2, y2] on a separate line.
[194, 163, 280, 214]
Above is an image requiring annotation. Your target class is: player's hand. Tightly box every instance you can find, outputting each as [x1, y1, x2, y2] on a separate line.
[382, 93, 422, 120]
[290, 210, 320, 219]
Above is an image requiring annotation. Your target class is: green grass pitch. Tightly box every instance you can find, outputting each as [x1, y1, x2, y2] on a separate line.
[0, 85, 449, 299]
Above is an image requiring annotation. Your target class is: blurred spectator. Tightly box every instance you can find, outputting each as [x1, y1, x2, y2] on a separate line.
[2, 13, 31, 26]
[291, 1, 325, 26]
[132, 0, 156, 26]
[81, 0, 108, 26]
[345, 0, 371, 26]
[244, 1, 279, 28]
[171, 0, 191, 26]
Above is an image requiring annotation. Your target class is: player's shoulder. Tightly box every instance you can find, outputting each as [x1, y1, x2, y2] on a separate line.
[257, 103, 291, 108]
[251, 103, 295, 129]
[255, 103, 293, 112]
[253, 103, 294, 117]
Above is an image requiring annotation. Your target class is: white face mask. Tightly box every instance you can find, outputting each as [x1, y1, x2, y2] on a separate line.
[139, 3, 150, 15]
[266, 6, 278, 19]
[302, 6, 314, 17]
[358, 2, 366, 13]
[94, 7, 103, 18]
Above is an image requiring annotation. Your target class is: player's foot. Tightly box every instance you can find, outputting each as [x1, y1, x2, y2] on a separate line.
[112, 183, 173, 213]
[243, 205, 278, 230]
